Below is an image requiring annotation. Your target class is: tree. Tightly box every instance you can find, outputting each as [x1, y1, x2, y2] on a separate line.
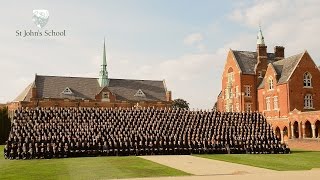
[172, 98, 189, 109]
[0, 107, 11, 145]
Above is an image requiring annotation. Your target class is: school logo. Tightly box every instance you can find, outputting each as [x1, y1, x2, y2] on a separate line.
[32, 9, 49, 28]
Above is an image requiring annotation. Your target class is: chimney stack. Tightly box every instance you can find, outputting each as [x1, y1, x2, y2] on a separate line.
[255, 44, 268, 85]
[255, 25, 268, 73]
[274, 46, 285, 60]
[257, 44, 267, 61]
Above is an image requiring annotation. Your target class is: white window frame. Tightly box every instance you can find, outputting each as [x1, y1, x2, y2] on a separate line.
[273, 96, 278, 110]
[258, 71, 263, 78]
[245, 103, 252, 112]
[268, 77, 274, 90]
[225, 88, 233, 99]
[266, 97, 271, 111]
[236, 103, 240, 112]
[134, 89, 146, 97]
[225, 88, 228, 99]
[62, 87, 73, 95]
[304, 94, 313, 109]
[102, 92, 110, 101]
[244, 85, 251, 97]
[235, 86, 239, 98]
[303, 72, 312, 88]
[227, 72, 234, 83]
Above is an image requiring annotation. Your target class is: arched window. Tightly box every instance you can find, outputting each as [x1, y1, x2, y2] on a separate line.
[227, 68, 234, 83]
[303, 72, 312, 87]
[304, 94, 313, 109]
[268, 77, 274, 90]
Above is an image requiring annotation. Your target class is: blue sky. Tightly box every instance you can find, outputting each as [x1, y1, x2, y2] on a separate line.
[1, 0, 320, 109]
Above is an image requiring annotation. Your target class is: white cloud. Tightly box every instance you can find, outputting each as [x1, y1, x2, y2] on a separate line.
[119, 48, 228, 109]
[183, 33, 207, 52]
[229, 0, 288, 27]
[1, 0, 320, 110]
[184, 33, 204, 46]
[228, 0, 320, 61]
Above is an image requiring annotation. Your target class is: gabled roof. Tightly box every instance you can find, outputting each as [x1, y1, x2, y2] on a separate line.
[258, 52, 304, 89]
[232, 50, 276, 74]
[61, 87, 73, 95]
[257, 79, 265, 89]
[272, 53, 303, 83]
[134, 89, 146, 97]
[15, 75, 168, 102]
[13, 82, 35, 102]
[217, 90, 222, 98]
[108, 78, 165, 101]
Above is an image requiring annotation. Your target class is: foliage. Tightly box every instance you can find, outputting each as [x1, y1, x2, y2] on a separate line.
[0, 107, 11, 145]
[196, 150, 320, 171]
[172, 98, 189, 109]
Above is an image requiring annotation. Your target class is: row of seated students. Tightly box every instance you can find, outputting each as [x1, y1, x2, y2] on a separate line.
[4, 107, 290, 159]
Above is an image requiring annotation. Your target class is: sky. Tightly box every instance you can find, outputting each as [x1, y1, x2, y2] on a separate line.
[0, 0, 320, 109]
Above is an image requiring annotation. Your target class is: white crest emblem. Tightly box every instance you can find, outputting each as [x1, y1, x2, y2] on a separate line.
[32, 9, 49, 28]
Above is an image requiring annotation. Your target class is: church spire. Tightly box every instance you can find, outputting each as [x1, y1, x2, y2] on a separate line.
[257, 25, 265, 45]
[98, 38, 109, 87]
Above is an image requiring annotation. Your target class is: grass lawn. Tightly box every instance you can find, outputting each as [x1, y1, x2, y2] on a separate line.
[196, 150, 320, 171]
[0, 146, 189, 180]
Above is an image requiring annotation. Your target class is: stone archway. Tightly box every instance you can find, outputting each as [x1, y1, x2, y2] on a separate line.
[275, 127, 281, 140]
[305, 121, 312, 138]
[315, 120, 320, 138]
[293, 121, 299, 138]
[283, 126, 289, 141]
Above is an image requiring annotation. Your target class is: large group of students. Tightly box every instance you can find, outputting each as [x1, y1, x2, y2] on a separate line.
[4, 107, 290, 159]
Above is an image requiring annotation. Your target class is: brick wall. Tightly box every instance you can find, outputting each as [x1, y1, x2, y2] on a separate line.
[241, 74, 256, 111]
[288, 52, 320, 112]
[217, 50, 258, 112]
[217, 50, 242, 112]
[258, 64, 290, 118]
[7, 99, 172, 112]
[216, 42, 320, 142]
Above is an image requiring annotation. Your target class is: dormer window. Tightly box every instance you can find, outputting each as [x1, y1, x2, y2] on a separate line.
[134, 89, 146, 97]
[303, 72, 312, 87]
[268, 77, 274, 90]
[62, 87, 73, 95]
[102, 92, 110, 102]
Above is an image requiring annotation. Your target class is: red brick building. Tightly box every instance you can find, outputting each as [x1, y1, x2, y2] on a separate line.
[217, 27, 320, 142]
[8, 40, 172, 115]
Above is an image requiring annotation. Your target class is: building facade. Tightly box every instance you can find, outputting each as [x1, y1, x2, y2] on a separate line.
[217, 27, 320, 142]
[8, 40, 172, 114]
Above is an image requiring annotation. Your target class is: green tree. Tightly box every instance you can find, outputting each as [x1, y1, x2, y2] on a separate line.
[0, 107, 11, 144]
[172, 98, 189, 109]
